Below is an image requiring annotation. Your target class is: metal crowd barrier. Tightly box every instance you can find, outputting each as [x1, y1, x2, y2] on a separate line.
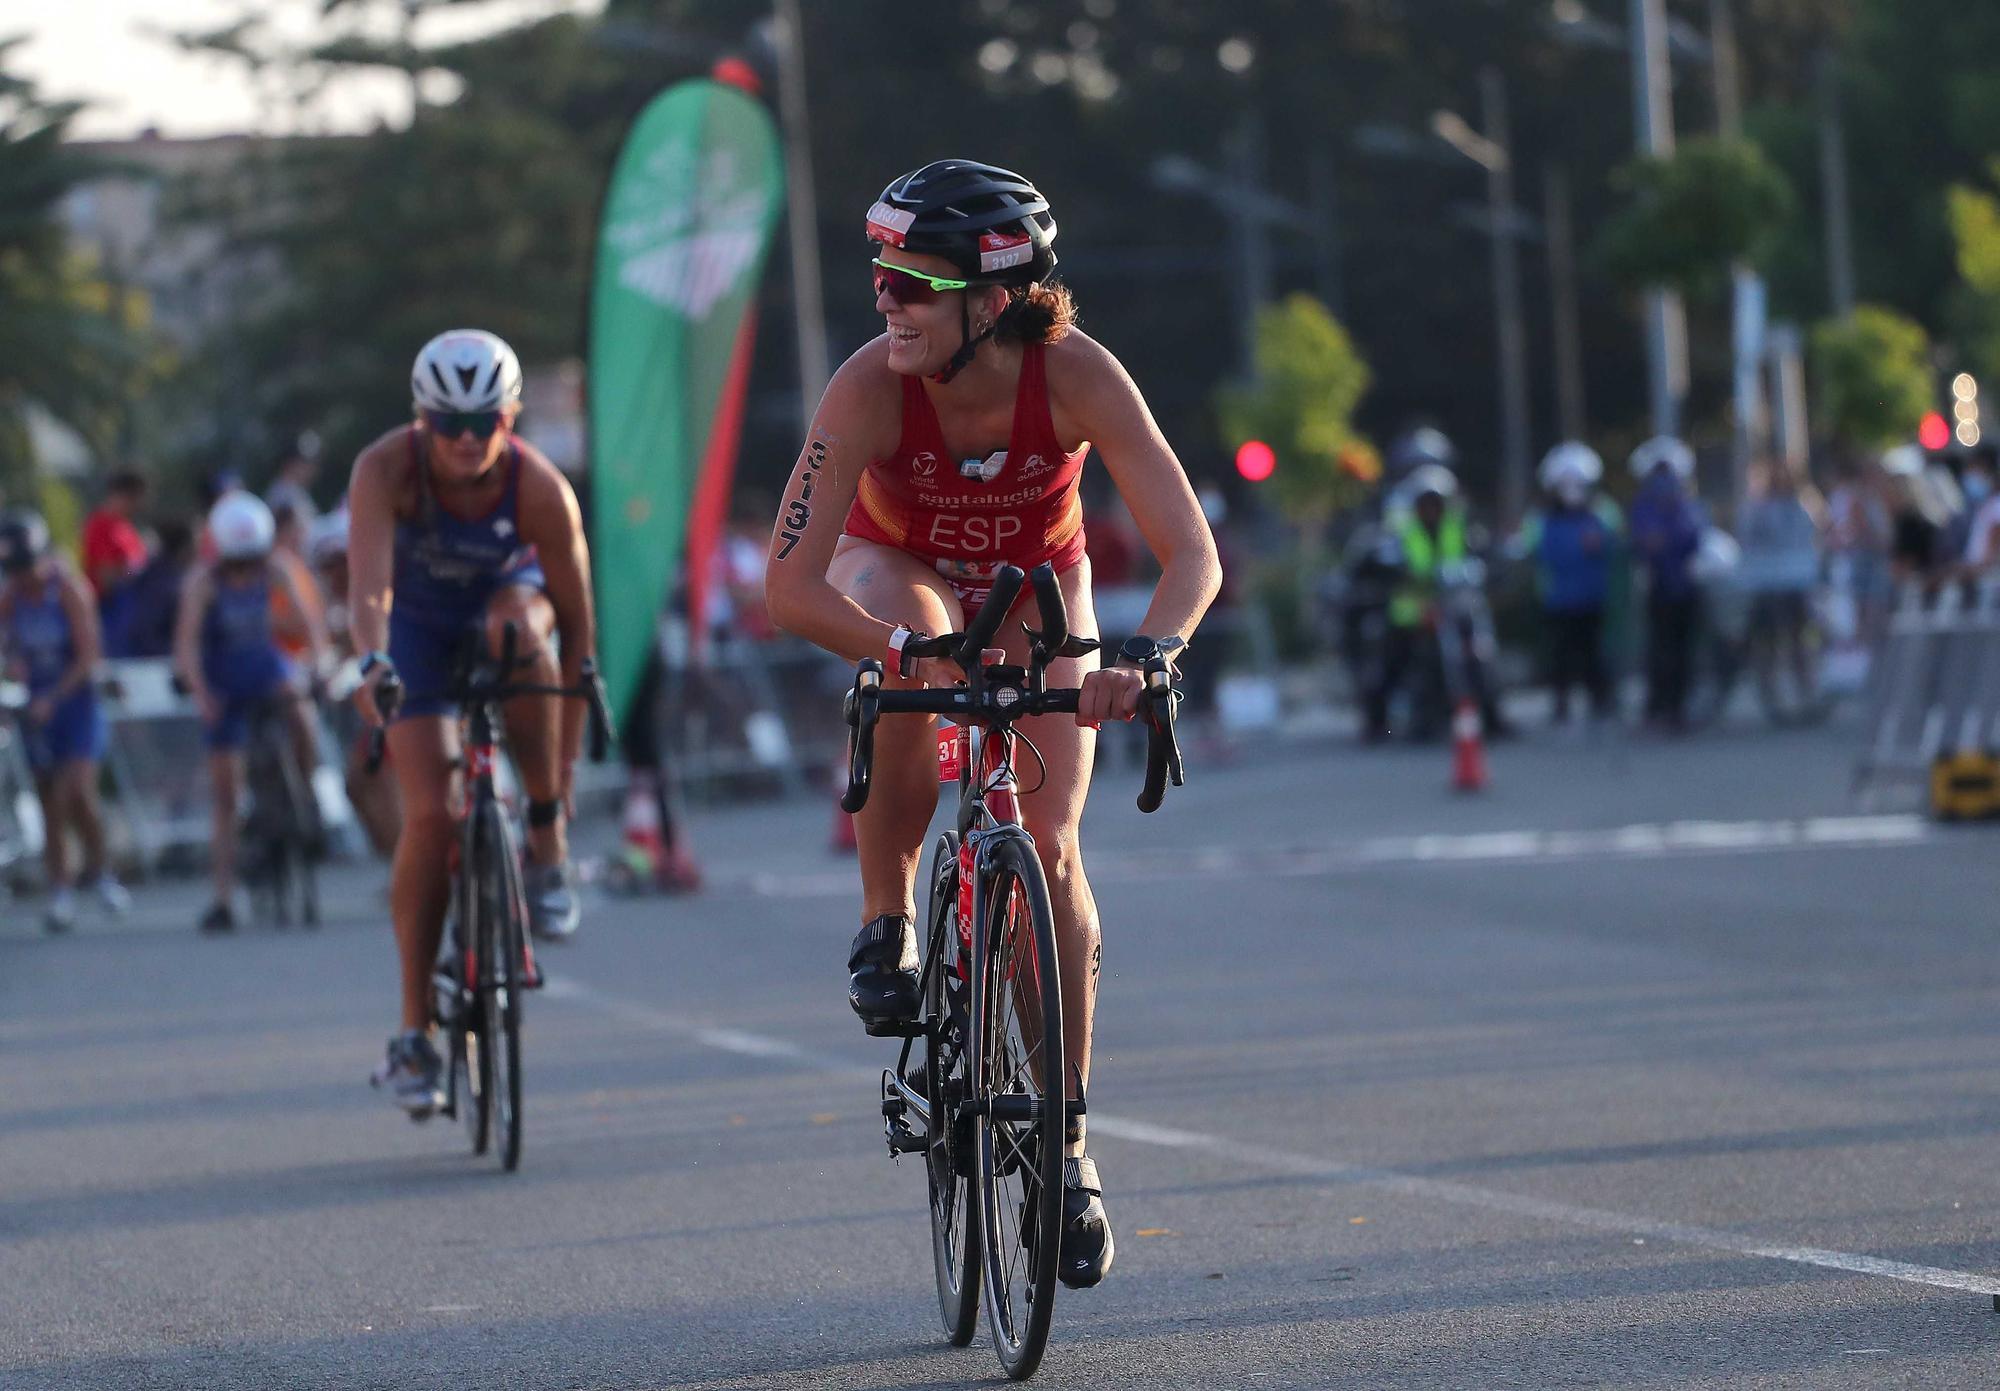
[1853, 581, 2000, 806]
[99, 658, 359, 876]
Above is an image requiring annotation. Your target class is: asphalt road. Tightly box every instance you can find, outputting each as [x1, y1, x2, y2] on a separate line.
[7, 713, 2000, 1389]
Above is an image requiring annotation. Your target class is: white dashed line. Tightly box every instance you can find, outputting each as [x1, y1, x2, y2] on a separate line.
[544, 971, 2000, 1301]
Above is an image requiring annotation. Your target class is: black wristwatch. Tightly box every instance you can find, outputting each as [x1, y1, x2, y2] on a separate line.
[358, 650, 395, 678]
[1114, 635, 1184, 669]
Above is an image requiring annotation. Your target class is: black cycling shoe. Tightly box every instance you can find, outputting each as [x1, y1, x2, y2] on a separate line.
[847, 914, 919, 1035]
[1058, 1155, 1115, 1288]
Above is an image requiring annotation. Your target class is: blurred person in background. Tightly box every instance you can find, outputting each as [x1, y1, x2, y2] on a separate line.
[1881, 444, 1954, 588]
[119, 519, 197, 660]
[174, 492, 328, 934]
[1825, 454, 1893, 645]
[1735, 459, 1824, 700]
[265, 447, 321, 529]
[81, 471, 150, 658]
[0, 509, 129, 932]
[268, 503, 326, 666]
[1955, 445, 2000, 579]
[1369, 463, 1506, 741]
[1517, 442, 1619, 726]
[1628, 436, 1705, 732]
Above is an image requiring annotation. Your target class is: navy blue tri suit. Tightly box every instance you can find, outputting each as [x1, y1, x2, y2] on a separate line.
[388, 427, 547, 719]
[200, 566, 296, 750]
[5, 578, 105, 772]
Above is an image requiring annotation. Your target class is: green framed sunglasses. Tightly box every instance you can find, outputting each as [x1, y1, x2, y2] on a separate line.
[872, 258, 969, 304]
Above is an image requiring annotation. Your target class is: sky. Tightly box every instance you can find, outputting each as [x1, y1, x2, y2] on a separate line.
[12, 0, 606, 140]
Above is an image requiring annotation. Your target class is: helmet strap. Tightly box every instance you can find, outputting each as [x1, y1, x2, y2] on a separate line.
[929, 290, 1003, 386]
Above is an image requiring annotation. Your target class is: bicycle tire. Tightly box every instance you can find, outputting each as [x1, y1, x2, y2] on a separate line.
[973, 833, 1064, 1381]
[922, 831, 980, 1346]
[474, 799, 526, 1173]
[456, 933, 491, 1157]
[452, 819, 491, 1155]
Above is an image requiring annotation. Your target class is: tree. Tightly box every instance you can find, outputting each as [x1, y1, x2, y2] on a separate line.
[0, 38, 146, 493]
[1808, 305, 1933, 449]
[1946, 161, 2000, 383]
[1215, 294, 1372, 521]
[1593, 137, 1794, 300]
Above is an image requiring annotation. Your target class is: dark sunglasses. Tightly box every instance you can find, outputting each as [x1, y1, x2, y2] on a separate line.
[424, 408, 505, 441]
[871, 258, 968, 305]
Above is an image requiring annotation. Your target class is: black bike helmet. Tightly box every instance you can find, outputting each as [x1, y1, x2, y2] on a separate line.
[866, 159, 1059, 382]
[0, 508, 50, 576]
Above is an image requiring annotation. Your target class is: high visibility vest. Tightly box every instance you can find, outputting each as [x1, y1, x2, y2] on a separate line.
[1390, 513, 1466, 627]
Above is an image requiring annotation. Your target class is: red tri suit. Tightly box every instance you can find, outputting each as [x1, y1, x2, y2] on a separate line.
[843, 342, 1088, 609]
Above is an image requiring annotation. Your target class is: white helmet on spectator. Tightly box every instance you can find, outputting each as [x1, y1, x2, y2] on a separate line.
[411, 329, 523, 413]
[1629, 435, 1695, 481]
[1539, 441, 1604, 491]
[1406, 463, 1459, 502]
[211, 492, 275, 561]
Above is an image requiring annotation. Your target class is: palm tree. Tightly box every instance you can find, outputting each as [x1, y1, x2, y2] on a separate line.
[0, 37, 140, 494]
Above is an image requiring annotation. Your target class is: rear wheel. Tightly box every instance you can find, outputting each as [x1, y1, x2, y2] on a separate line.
[922, 831, 980, 1346]
[973, 834, 1064, 1381]
[475, 800, 526, 1173]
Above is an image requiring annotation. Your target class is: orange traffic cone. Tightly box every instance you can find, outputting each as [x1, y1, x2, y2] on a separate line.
[1450, 697, 1488, 793]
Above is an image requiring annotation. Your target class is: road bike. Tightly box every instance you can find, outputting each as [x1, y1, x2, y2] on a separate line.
[242, 694, 323, 928]
[370, 624, 609, 1171]
[843, 561, 1184, 1380]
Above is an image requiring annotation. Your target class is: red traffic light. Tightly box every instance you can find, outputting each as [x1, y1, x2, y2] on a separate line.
[1919, 412, 1950, 452]
[1235, 439, 1275, 482]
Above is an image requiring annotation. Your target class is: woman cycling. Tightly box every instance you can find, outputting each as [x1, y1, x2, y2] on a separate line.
[0, 508, 129, 932]
[174, 491, 328, 933]
[765, 160, 1221, 1291]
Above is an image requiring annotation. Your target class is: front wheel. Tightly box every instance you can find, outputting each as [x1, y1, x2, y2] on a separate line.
[922, 831, 980, 1346]
[973, 834, 1064, 1381]
[473, 800, 526, 1172]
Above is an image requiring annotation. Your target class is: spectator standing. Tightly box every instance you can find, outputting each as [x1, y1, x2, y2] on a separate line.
[1825, 455, 1893, 644]
[1627, 436, 1706, 732]
[118, 520, 198, 660]
[1736, 460, 1824, 698]
[1957, 446, 2000, 577]
[1521, 443, 1620, 725]
[80, 472, 151, 658]
[265, 450, 321, 530]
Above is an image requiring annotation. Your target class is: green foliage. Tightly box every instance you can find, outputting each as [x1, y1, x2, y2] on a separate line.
[1809, 305, 1934, 449]
[1593, 137, 1794, 299]
[1215, 295, 1372, 522]
[0, 39, 149, 494]
[1946, 162, 2000, 383]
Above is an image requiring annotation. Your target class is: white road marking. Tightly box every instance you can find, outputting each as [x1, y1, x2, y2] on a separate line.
[737, 814, 1938, 900]
[545, 973, 2000, 1301]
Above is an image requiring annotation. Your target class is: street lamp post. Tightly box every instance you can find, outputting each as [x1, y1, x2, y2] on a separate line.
[1630, 0, 1690, 438]
[1428, 71, 1534, 528]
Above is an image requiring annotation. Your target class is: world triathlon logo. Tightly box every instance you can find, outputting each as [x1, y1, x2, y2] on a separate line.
[606, 137, 775, 319]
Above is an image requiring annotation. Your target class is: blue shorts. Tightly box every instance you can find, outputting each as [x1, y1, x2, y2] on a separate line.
[387, 562, 547, 721]
[23, 688, 106, 775]
[203, 648, 297, 751]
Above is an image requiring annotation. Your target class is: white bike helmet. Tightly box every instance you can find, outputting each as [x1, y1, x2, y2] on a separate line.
[1539, 441, 1604, 491]
[1628, 434, 1695, 481]
[211, 492, 276, 561]
[308, 507, 350, 567]
[411, 329, 524, 413]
